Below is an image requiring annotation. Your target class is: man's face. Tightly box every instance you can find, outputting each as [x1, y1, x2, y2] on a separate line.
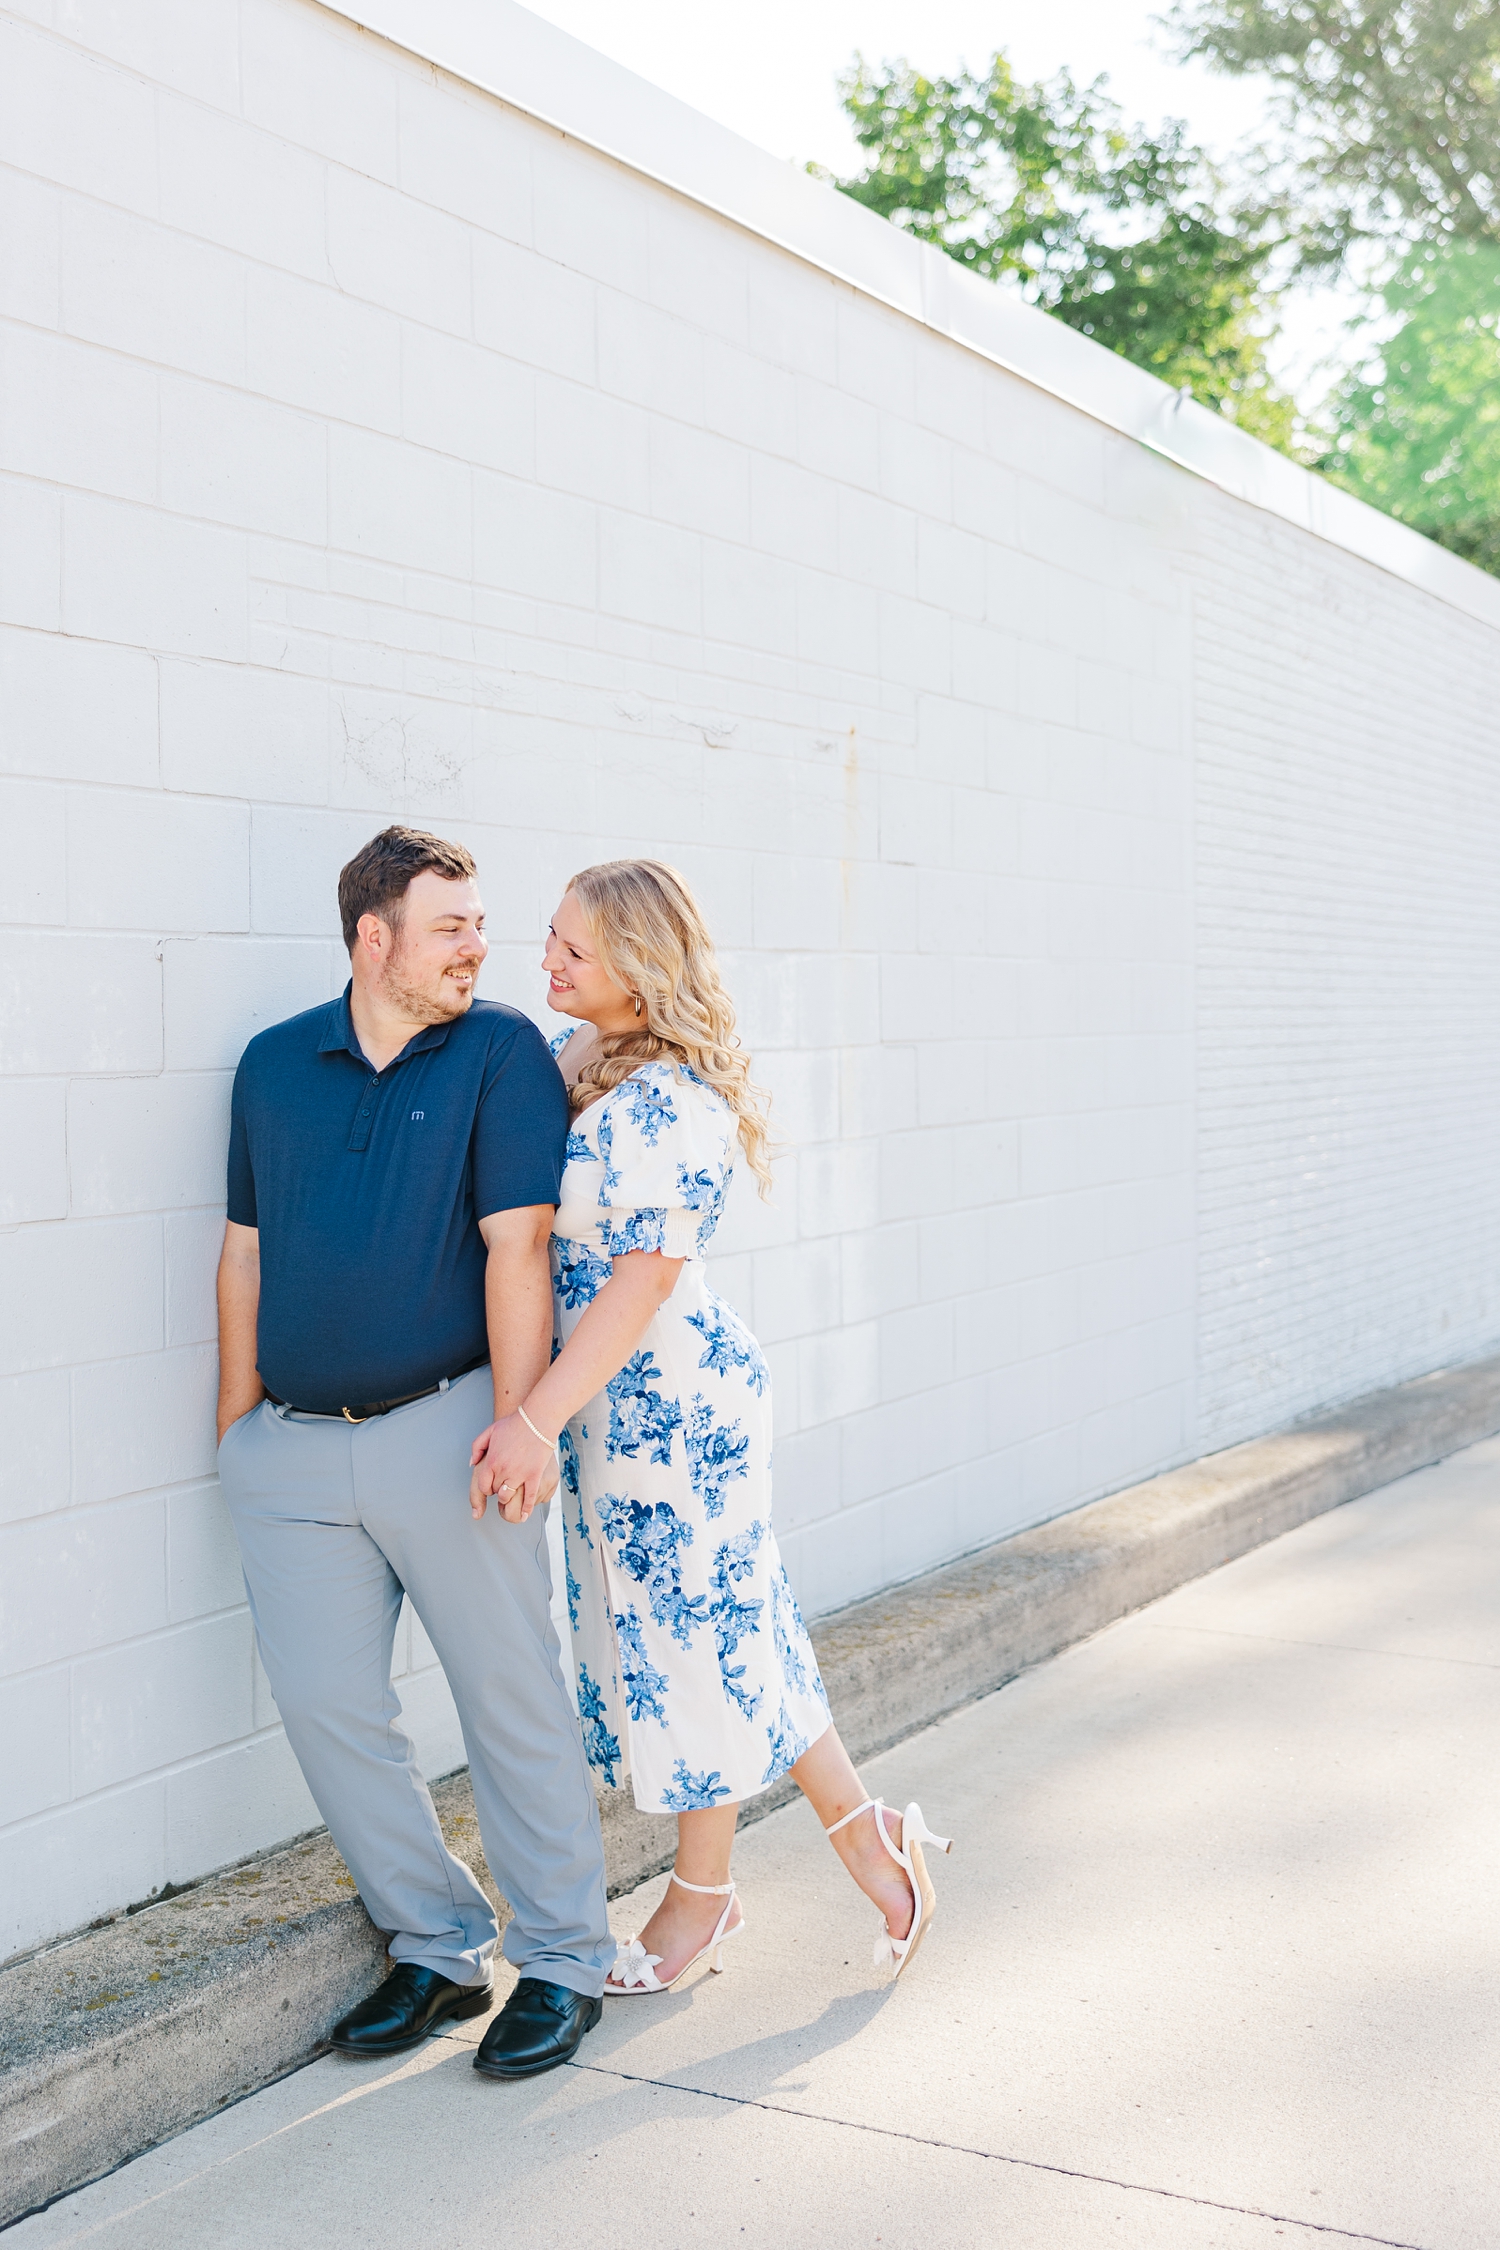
[369, 871, 488, 1024]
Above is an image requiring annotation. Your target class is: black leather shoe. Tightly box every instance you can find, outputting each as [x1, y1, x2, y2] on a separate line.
[472, 1977, 603, 2080]
[329, 1963, 494, 2058]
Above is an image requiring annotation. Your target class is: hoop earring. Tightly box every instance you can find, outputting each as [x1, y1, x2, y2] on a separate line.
[633, 994, 642, 1017]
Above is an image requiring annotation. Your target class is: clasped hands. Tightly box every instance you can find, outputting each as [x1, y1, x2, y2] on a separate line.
[469, 1409, 559, 1523]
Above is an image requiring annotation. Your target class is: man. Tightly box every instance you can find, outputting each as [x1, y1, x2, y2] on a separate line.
[215, 825, 613, 2079]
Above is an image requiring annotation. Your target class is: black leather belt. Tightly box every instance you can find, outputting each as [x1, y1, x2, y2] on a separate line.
[267, 1356, 489, 1424]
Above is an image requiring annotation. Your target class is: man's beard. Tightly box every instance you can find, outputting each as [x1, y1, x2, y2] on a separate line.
[378, 949, 475, 1024]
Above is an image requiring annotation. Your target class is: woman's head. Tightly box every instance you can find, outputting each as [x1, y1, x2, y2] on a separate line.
[544, 859, 772, 1194]
[543, 883, 640, 1035]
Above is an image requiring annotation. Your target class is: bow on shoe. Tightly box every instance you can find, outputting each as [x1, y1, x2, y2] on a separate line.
[610, 1936, 667, 1992]
[872, 1926, 897, 1971]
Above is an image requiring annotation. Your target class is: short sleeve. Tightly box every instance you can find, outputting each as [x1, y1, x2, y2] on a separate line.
[596, 1067, 731, 1260]
[226, 1061, 257, 1226]
[471, 1017, 570, 1218]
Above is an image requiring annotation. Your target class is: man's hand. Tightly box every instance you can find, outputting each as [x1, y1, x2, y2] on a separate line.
[475, 1204, 556, 1519]
[469, 1410, 559, 1524]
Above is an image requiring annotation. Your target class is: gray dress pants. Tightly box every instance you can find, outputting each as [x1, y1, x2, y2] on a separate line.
[217, 1366, 613, 1995]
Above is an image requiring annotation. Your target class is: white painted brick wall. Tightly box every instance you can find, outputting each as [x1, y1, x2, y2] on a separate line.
[1194, 492, 1500, 1446]
[1, 0, 1495, 1960]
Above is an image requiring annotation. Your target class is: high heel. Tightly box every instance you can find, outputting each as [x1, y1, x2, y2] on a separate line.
[826, 1797, 952, 1981]
[603, 1872, 744, 1996]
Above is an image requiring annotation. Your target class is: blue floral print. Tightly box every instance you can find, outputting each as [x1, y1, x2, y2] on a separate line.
[604, 1207, 672, 1258]
[606, 1349, 683, 1465]
[683, 1394, 750, 1520]
[769, 1563, 821, 1701]
[708, 1523, 766, 1721]
[555, 1239, 612, 1311]
[596, 1104, 621, 1199]
[674, 1163, 725, 1252]
[761, 1702, 810, 1787]
[576, 1662, 621, 1787]
[712, 1520, 765, 1591]
[715, 1659, 761, 1723]
[563, 1541, 582, 1629]
[662, 1759, 732, 1811]
[550, 1047, 830, 1814]
[616, 1604, 670, 1725]
[687, 1309, 770, 1395]
[595, 1492, 708, 1648]
[623, 1076, 677, 1144]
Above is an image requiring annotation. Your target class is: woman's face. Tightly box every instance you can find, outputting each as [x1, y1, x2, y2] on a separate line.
[543, 891, 638, 1033]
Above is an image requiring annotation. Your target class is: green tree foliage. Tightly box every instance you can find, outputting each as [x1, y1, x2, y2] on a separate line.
[1162, 1, 1500, 265]
[1320, 241, 1500, 569]
[822, 54, 1297, 446]
[1166, 2, 1500, 571]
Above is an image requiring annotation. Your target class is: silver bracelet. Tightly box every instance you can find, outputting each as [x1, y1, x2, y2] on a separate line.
[517, 1403, 559, 1455]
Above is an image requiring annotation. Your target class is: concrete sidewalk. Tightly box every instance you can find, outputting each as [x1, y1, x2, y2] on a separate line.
[14, 1441, 1499, 2250]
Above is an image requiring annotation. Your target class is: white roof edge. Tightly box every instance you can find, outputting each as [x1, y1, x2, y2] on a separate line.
[322, 0, 1500, 637]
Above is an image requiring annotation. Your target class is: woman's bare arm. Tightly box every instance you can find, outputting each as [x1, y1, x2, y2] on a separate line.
[469, 1249, 684, 1522]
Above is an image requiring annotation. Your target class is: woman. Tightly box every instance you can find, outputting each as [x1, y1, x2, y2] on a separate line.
[471, 860, 950, 1992]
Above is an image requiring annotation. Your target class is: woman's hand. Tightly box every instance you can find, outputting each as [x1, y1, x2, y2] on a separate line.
[470, 1410, 558, 1523]
[474, 1249, 681, 1526]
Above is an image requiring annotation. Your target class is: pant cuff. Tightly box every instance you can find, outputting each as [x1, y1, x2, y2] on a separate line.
[508, 1957, 609, 1999]
[390, 1937, 496, 1987]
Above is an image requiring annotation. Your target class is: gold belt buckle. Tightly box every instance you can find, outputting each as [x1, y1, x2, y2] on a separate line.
[341, 1405, 370, 1424]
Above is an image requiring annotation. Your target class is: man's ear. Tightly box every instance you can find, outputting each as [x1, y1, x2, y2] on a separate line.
[355, 912, 390, 961]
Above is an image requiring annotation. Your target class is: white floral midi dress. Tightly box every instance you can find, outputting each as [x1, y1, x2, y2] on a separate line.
[548, 1036, 831, 1814]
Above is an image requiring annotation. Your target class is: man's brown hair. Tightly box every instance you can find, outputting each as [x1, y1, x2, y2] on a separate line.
[337, 826, 478, 952]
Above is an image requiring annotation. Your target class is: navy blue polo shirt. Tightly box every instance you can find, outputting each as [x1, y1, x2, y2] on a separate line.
[226, 988, 567, 1410]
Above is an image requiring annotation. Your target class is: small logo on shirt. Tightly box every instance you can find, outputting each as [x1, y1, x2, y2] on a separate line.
[410, 1111, 425, 1121]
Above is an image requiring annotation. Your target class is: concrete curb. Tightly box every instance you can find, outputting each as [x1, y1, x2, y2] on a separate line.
[6, 1348, 1499, 2226]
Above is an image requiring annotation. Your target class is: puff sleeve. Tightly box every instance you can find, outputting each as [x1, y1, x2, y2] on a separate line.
[595, 1066, 733, 1261]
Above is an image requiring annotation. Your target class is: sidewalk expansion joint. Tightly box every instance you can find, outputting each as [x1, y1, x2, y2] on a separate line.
[570, 2061, 1434, 2250]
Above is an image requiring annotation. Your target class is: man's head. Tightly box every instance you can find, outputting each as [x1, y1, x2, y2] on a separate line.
[337, 826, 486, 1026]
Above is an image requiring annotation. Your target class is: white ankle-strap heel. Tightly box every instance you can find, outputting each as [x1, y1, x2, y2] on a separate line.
[826, 1797, 952, 1980]
[604, 1872, 744, 1996]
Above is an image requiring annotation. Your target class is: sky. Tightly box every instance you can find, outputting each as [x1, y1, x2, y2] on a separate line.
[516, 0, 1358, 411]
[515, 0, 1274, 172]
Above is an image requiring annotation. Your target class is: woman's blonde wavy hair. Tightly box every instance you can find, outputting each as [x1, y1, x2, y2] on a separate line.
[562, 859, 774, 1197]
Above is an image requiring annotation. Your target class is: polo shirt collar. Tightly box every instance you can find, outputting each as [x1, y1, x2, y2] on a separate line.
[318, 985, 456, 1069]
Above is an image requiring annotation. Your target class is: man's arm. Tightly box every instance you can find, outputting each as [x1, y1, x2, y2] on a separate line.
[216, 1219, 265, 1443]
[475, 1203, 556, 1482]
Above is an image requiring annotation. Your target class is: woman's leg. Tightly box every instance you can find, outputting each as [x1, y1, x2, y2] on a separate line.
[608, 1728, 917, 1985]
[791, 1725, 916, 1942]
[606, 1803, 743, 1986]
